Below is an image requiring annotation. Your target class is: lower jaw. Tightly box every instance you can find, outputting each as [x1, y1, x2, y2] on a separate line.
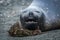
[24, 23, 38, 30]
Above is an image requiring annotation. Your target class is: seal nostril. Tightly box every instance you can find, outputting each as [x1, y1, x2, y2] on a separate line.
[29, 12, 34, 16]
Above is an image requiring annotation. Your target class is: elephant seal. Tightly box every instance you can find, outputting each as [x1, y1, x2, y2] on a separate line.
[8, 6, 60, 36]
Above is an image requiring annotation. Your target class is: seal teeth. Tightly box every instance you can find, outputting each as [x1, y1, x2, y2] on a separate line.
[32, 21, 33, 22]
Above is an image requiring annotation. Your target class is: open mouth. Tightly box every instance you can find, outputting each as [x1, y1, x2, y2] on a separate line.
[25, 18, 38, 24]
[24, 17, 38, 30]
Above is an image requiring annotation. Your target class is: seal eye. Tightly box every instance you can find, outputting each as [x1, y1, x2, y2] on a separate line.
[35, 11, 40, 13]
[22, 11, 27, 13]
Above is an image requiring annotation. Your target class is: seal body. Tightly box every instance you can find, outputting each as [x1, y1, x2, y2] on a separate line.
[8, 7, 60, 36]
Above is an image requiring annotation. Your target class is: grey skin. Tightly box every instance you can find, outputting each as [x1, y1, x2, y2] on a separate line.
[20, 8, 45, 32]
